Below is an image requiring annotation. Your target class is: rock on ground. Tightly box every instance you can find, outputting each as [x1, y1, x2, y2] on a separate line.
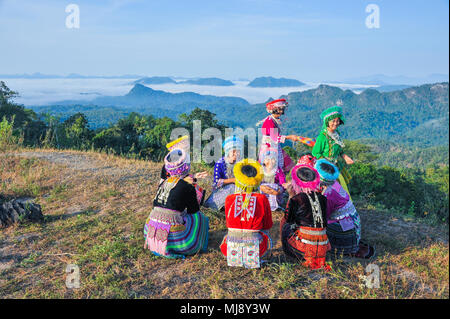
[0, 198, 43, 228]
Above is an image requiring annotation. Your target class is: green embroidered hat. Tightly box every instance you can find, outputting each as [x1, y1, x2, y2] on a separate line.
[320, 106, 345, 129]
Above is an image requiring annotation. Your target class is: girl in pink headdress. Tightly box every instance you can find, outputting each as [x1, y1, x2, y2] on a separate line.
[280, 163, 331, 270]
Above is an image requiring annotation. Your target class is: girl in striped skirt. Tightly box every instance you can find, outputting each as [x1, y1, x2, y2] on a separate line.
[280, 162, 331, 270]
[144, 148, 209, 259]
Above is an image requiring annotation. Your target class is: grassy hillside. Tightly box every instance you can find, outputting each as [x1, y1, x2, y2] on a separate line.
[0, 149, 448, 299]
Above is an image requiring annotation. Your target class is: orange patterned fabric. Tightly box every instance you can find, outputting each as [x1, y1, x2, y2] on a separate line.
[287, 226, 331, 270]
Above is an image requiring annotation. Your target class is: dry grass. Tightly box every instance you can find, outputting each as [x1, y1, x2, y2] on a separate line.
[0, 148, 448, 299]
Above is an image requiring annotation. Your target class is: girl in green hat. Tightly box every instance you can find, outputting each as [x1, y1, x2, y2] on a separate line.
[312, 106, 354, 197]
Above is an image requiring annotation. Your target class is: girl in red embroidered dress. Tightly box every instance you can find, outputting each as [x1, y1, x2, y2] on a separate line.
[219, 159, 273, 268]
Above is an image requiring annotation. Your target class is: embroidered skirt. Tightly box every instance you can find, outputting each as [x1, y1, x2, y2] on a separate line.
[203, 183, 235, 210]
[280, 217, 331, 270]
[144, 207, 209, 259]
[220, 229, 273, 268]
[328, 200, 361, 244]
[326, 221, 359, 255]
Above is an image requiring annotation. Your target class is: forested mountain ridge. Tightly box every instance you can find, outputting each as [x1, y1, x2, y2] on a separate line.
[259, 82, 449, 146]
[23, 81, 450, 146]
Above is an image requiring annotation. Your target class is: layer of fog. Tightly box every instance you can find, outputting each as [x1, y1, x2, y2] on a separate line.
[2, 78, 377, 106]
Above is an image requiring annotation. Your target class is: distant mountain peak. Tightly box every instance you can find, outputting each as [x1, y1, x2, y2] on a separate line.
[178, 77, 235, 86]
[133, 76, 176, 85]
[248, 76, 305, 88]
[126, 83, 156, 96]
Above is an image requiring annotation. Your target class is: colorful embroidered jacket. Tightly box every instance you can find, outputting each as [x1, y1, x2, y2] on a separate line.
[213, 157, 228, 187]
[323, 183, 346, 219]
[312, 129, 343, 163]
[224, 193, 273, 231]
[153, 177, 200, 214]
[285, 192, 328, 228]
[322, 181, 361, 241]
[323, 182, 357, 223]
[213, 157, 237, 189]
[281, 191, 331, 270]
[312, 129, 351, 183]
[261, 116, 295, 172]
[160, 165, 205, 205]
[261, 116, 285, 144]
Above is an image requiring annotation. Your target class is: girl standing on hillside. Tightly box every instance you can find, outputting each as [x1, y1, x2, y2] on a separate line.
[257, 99, 300, 177]
[220, 159, 273, 268]
[312, 106, 354, 196]
[204, 136, 243, 211]
[280, 162, 331, 270]
[144, 148, 209, 258]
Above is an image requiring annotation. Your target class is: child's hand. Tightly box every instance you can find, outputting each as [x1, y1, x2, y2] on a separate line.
[284, 182, 296, 198]
[184, 176, 194, 184]
[194, 171, 209, 179]
[342, 154, 354, 165]
[260, 185, 277, 195]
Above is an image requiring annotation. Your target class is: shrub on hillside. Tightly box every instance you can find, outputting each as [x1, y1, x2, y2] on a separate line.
[0, 116, 22, 151]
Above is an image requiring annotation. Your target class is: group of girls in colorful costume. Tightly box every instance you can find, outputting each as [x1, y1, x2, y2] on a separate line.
[143, 99, 375, 268]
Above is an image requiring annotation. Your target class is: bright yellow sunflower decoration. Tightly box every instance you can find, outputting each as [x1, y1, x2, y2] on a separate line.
[233, 158, 264, 209]
[166, 135, 189, 151]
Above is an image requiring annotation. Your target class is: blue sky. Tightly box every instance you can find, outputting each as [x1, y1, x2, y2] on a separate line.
[0, 0, 448, 81]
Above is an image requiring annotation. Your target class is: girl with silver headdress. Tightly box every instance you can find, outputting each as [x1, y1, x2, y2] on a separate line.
[160, 135, 208, 205]
[204, 136, 243, 211]
[258, 143, 287, 211]
[144, 148, 209, 259]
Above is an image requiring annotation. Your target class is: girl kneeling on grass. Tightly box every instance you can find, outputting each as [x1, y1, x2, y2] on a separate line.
[258, 144, 288, 212]
[144, 148, 209, 259]
[280, 162, 331, 270]
[220, 159, 273, 268]
[314, 158, 375, 259]
[204, 135, 243, 211]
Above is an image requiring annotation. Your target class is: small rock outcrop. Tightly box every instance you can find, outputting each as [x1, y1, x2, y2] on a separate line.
[0, 198, 43, 228]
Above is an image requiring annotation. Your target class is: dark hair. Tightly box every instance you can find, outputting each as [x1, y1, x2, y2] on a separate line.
[296, 167, 316, 182]
[241, 164, 258, 177]
[272, 106, 286, 115]
[320, 180, 334, 187]
[319, 162, 336, 175]
[327, 117, 344, 127]
[167, 149, 183, 163]
[299, 152, 313, 158]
